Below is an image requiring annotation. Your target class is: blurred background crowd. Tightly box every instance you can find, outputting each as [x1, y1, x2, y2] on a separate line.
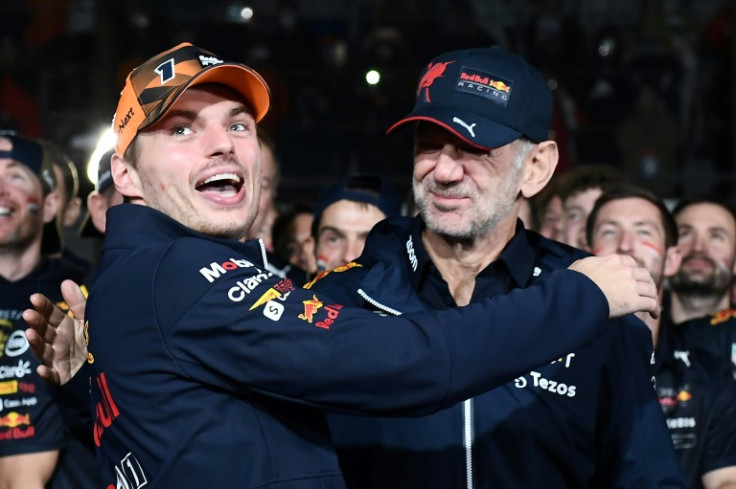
[1, 0, 733, 222]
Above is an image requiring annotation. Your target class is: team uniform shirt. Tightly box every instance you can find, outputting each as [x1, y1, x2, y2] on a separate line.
[674, 308, 736, 380]
[654, 317, 736, 489]
[86, 204, 617, 489]
[0, 257, 98, 488]
[312, 216, 686, 489]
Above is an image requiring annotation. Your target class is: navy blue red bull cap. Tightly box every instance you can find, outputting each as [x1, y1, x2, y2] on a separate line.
[387, 46, 553, 149]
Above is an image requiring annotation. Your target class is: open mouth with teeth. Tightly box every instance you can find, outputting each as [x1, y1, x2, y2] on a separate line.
[0, 206, 12, 218]
[195, 173, 243, 197]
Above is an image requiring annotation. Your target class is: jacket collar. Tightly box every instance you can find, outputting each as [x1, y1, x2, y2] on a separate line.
[407, 219, 538, 291]
[104, 203, 268, 268]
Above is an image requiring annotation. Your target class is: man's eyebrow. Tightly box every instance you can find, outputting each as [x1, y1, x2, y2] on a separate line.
[230, 105, 251, 117]
[318, 226, 345, 237]
[161, 108, 198, 121]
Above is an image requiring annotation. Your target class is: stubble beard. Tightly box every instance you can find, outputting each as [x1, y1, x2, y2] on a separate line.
[413, 170, 521, 241]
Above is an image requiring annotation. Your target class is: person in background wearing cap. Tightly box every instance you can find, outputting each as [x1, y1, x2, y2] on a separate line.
[77, 148, 123, 285]
[23, 43, 663, 489]
[311, 173, 401, 274]
[0, 134, 97, 489]
[307, 46, 686, 488]
[587, 184, 736, 489]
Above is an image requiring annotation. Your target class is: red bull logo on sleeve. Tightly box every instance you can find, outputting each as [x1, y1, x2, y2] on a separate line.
[298, 296, 324, 324]
[0, 411, 31, 428]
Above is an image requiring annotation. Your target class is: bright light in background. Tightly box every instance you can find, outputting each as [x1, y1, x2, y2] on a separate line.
[86, 128, 116, 185]
[240, 7, 254, 21]
[226, 4, 253, 23]
[365, 69, 381, 85]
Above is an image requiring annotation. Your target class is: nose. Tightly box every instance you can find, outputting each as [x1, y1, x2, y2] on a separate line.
[343, 237, 366, 264]
[617, 230, 633, 253]
[432, 145, 464, 183]
[691, 232, 705, 252]
[203, 124, 235, 157]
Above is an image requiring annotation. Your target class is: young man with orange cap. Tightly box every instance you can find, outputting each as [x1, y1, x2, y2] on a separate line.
[24, 43, 663, 489]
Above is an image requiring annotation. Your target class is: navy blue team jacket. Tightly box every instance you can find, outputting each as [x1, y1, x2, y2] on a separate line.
[0, 257, 99, 489]
[310, 217, 687, 489]
[654, 316, 736, 489]
[85, 204, 619, 489]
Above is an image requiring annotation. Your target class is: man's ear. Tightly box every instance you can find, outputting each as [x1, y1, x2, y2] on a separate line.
[42, 191, 60, 224]
[87, 191, 108, 234]
[520, 140, 558, 199]
[111, 152, 142, 200]
[663, 245, 683, 278]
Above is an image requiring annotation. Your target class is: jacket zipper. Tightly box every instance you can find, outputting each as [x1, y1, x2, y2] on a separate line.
[464, 399, 474, 489]
[357, 288, 475, 489]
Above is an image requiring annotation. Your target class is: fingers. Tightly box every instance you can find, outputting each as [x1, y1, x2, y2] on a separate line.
[61, 280, 87, 321]
[35, 364, 60, 386]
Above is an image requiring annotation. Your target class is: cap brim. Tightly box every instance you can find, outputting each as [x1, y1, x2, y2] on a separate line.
[387, 107, 522, 150]
[140, 63, 271, 132]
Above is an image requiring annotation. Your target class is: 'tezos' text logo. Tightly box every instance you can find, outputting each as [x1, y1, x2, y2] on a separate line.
[199, 257, 255, 283]
[93, 372, 120, 447]
[514, 371, 577, 398]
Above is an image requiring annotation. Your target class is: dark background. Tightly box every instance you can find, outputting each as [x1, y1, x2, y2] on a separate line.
[1, 0, 734, 206]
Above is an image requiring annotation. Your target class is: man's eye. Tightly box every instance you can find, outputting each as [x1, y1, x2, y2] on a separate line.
[172, 126, 193, 136]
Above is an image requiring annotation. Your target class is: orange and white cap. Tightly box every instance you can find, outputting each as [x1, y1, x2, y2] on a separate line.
[112, 42, 271, 155]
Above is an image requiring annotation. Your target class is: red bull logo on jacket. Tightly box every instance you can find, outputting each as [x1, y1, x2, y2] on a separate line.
[0, 411, 30, 428]
[298, 296, 323, 324]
